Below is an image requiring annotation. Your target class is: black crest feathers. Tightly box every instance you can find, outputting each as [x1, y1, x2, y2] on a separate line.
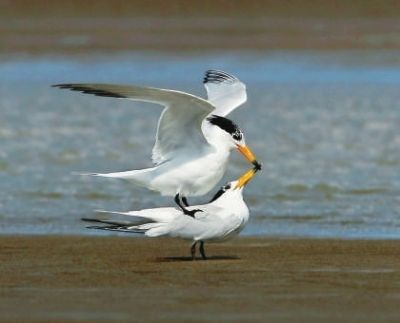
[207, 115, 240, 135]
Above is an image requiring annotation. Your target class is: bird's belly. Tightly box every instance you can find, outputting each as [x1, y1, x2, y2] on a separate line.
[194, 223, 243, 242]
[150, 154, 228, 196]
[196, 215, 248, 242]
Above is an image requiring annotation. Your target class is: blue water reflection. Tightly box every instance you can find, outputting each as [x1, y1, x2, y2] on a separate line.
[1, 51, 399, 238]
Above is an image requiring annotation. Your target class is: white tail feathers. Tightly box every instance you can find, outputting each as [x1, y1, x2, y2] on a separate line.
[86, 214, 169, 237]
[137, 223, 170, 237]
[71, 171, 101, 176]
[95, 209, 130, 216]
[73, 168, 155, 185]
[83, 173, 101, 176]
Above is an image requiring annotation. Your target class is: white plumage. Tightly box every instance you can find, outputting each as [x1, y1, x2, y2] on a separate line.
[84, 168, 257, 259]
[203, 70, 247, 116]
[53, 70, 260, 202]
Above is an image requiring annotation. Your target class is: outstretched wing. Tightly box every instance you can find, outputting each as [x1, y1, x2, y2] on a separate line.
[203, 70, 247, 116]
[53, 84, 215, 165]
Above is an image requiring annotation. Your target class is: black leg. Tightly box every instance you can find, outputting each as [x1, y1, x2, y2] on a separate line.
[174, 193, 183, 208]
[191, 241, 197, 260]
[199, 241, 207, 260]
[174, 194, 202, 218]
[182, 196, 189, 207]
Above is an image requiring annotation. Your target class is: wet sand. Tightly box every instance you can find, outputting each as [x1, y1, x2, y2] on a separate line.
[1, 236, 400, 321]
[2, 1, 400, 54]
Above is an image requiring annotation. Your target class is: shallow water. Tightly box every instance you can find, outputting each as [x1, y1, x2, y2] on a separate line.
[1, 51, 400, 238]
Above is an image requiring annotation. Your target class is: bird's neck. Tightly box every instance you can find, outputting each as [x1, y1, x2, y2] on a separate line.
[202, 123, 232, 153]
[212, 190, 245, 208]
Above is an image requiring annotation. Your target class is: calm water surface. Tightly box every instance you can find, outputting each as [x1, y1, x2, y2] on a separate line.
[1, 51, 400, 238]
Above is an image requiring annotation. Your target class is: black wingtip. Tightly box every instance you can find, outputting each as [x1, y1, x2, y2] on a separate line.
[86, 224, 146, 234]
[51, 84, 126, 98]
[81, 217, 132, 226]
[52, 84, 66, 88]
[203, 70, 237, 84]
[81, 217, 101, 223]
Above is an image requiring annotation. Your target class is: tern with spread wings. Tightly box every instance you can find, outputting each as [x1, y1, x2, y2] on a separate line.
[53, 70, 261, 216]
[83, 168, 257, 260]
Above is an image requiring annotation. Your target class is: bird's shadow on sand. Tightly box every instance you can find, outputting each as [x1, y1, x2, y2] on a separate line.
[155, 255, 240, 262]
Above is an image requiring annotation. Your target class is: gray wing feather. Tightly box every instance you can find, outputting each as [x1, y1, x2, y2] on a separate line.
[203, 70, 247, 116]
[53, 83, 215, 165]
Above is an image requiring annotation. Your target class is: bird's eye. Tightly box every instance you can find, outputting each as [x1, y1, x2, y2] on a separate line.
[232, 131, 242, 141]
[224, 184, 231, 190]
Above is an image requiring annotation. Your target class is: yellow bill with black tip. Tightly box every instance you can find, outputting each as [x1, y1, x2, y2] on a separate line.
[235, 168, 257, 189]
[236, 144, 257, 164]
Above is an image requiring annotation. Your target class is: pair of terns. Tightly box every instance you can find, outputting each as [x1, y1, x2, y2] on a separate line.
[54, 70, 261, 259]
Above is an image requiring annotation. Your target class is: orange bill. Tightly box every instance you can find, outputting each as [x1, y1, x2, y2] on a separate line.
[237, 144, 257, 163]
[235, 168, 257, 188]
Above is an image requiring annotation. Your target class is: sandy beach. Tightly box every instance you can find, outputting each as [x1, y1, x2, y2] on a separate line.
[1, 236, 399, 322]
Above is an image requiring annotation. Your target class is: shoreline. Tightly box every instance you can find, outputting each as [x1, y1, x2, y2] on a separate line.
[2, 235, 400, 321]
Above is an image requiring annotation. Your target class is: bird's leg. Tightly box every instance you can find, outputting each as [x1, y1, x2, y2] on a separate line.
[199, 241, 207, 260]
[182, 196, 189, 207]
[174, 193, 184, 209]
[174, 193, 190, 212]
[174, 194, 202, 218]
[191, 241, 197, 260]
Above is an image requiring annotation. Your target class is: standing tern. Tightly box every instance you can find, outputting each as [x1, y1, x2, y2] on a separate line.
[53, 70, 261, 216]
[83, 167, 258, 260]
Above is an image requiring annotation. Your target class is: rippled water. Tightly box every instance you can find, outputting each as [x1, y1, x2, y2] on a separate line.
[1, 52, 400, 238]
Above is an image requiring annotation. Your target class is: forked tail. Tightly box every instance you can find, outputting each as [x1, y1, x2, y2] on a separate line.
[81, 217, 144, 232]
[82, 214, 170, 237]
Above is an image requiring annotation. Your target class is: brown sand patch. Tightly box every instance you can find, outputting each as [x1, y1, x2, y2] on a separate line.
[1, 236, 400, 321]
[2, 1, 400, 55]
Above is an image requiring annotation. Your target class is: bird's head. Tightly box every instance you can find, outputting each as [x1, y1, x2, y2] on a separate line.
[206, 115, 261, 170]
